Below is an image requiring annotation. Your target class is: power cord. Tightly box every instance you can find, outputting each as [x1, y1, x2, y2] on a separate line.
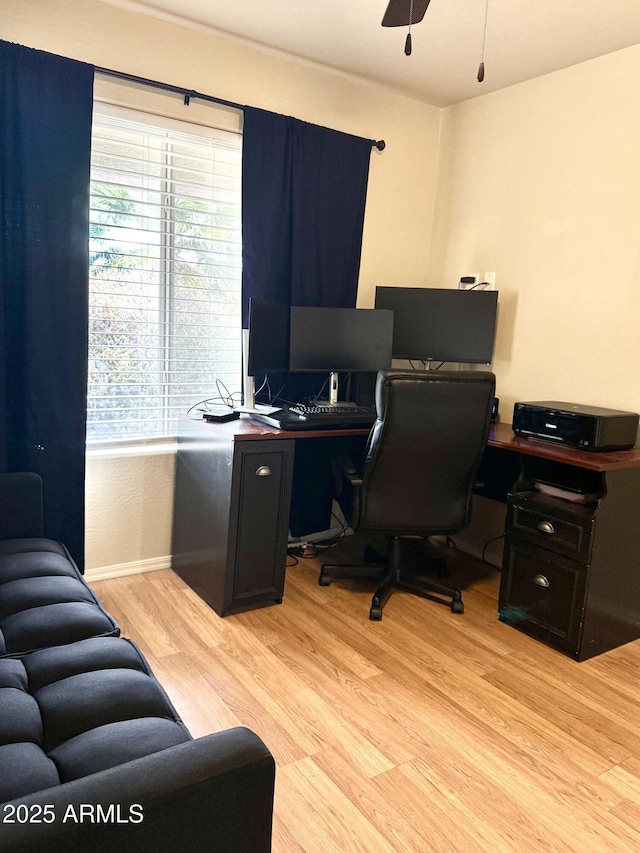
[186, 393, 235, 418]
[186, 374, 274, 420]
[482, 533, 505, 567]
[442, 532, 504, 568]
[287, 509, 351, 561]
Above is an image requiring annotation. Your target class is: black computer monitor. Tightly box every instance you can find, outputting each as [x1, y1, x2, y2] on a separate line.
[374, 286, 498, 364]
[289, 306, 394, 405]
[289, 306, 393, 372]
[247, 297, 290, 375]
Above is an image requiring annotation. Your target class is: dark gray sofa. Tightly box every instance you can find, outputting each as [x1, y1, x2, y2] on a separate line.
[0, 473, 275, 852]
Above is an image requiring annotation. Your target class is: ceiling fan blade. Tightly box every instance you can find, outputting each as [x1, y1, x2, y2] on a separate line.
[381, 0, 432, 27]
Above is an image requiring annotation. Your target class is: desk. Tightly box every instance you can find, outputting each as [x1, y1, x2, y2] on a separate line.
[172, 417, 640, 659]
[487, 422, 640, 660]
[172, 416, 370, 616]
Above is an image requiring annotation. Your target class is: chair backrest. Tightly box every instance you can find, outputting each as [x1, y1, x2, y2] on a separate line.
[360, 369, 496, 535]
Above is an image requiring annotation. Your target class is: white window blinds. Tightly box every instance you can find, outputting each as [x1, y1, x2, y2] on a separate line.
[88, 106, 242, 441]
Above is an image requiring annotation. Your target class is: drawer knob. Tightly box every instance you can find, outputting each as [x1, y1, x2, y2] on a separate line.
[533, 573, 550, 588]
[537, 520, 555, 535]
[255, 465, 272, 477]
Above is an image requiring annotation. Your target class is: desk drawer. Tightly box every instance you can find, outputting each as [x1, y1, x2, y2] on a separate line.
[499, 538, 588, 656]
[228, 441, 294, 612]
[506, 492, 595, 563]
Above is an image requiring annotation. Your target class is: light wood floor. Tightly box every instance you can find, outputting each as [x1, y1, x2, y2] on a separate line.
[92, 546, 640, 852]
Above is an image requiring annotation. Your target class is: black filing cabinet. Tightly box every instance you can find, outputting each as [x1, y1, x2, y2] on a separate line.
[498, 453, 640, 660]
[172, 418, 294, 616]
[499, 492, 593, 656]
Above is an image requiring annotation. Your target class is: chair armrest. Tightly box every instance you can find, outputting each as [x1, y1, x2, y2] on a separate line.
[0, 473, 44, 540]
[0, 727, 275, 853]
[332, 453, 363, 486]
[331, 454, 363, 527]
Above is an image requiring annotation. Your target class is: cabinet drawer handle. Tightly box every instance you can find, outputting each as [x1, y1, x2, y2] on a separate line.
[533, 574, 550, 587]
[255, 465, 272, 477]
[537, 521, 555, 535]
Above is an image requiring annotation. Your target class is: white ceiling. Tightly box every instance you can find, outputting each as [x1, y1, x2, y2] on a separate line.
[105, 0, 640, 107]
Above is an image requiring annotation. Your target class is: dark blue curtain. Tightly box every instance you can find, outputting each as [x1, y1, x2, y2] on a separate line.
[0, 41, 94, 568]
[241, 107, 373, 325]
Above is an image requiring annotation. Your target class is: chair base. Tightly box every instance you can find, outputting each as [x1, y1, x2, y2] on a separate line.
[320, 537, 464, 620]
[369, 566, 464, 619]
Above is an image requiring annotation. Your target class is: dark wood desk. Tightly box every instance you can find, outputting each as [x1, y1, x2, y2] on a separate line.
[487, 420, 640, 471]
[487, 422, 640, 659]
[172, 416, 370, 616]
[197, 415, 372, 442]
[172, 417, 640, 659]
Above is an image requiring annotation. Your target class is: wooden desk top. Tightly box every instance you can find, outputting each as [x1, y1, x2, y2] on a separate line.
[488, 421, 640, 471]
[188, 415, 640, 472]
[190, 414, 371, 442]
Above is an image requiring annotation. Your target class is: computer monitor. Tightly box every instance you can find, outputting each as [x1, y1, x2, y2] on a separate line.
[239, 298, 290, 412]
[374, 286, 498, 364]
[247, 298, 290, 375]
[289, 306, 394, 404]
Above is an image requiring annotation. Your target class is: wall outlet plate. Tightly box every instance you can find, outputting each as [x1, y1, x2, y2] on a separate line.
[483, 272, 496, 290]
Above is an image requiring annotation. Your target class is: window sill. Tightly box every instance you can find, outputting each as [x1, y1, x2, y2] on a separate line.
[86, 437, 178, 458]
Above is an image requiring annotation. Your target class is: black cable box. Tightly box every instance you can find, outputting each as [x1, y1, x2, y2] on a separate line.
[202, 407, 239, 423]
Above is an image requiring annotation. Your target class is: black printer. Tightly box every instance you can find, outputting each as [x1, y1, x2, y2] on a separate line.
[512, 401, 639, 452]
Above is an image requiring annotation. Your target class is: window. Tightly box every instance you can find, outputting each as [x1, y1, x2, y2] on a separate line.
[88, 106, 242, 441]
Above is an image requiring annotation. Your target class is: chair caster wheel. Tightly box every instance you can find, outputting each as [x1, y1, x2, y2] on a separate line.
[318, 573, 331, 587]
[369, 606, 382, 621]
[451, 599, 464, 614]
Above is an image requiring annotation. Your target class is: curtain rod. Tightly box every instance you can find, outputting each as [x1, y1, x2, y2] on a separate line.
[94, 66, 386, 150]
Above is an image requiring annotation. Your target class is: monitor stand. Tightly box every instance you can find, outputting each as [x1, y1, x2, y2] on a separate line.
[235, 329, 281, 414]
[314, 371, 356, 408]
[235, 379, 281, 416]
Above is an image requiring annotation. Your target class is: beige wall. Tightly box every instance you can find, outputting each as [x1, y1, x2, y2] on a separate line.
[429, 44, 640, 563]
[7, 1, 640, 572]
[430, 44, 640, 419]
[1, 0, 441, 572]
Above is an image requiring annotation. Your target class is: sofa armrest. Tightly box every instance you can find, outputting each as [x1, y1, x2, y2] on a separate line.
[0, 727, 275, 853]
[0, 473, 44, 540]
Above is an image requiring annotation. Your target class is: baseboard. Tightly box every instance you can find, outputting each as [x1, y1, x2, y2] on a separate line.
[85, 555, 172, 582]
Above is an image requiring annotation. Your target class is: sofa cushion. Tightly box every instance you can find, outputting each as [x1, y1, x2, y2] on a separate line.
[0, 538, 118, 656]
[0, 636, 192, 803]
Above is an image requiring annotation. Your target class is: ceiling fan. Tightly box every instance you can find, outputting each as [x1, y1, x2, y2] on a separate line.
[381, 0, 431, 56]
[381, 0, 489, 82]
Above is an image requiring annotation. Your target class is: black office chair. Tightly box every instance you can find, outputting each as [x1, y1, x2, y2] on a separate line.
[319, 369, 496, 619]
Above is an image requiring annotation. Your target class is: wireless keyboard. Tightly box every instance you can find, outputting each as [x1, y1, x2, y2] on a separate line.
[288, 404, 372, 417]
[251, 404, 377, 431]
